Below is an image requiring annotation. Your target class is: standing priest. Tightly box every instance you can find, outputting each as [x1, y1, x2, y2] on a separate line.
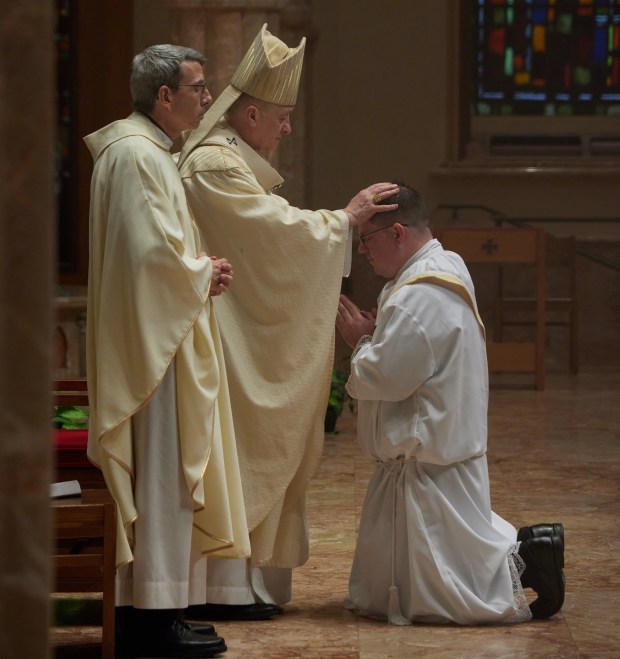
[86, 44, 249, 657]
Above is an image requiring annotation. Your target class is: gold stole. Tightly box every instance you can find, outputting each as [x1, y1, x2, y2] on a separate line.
[387, 272, 486, 339]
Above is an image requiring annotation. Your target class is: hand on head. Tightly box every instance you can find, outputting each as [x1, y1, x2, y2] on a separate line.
[344, 183, 399, 227]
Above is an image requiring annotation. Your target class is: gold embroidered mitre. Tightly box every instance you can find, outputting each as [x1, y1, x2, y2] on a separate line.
[178, 24, 305, 167]
[232, 23, 305, 105]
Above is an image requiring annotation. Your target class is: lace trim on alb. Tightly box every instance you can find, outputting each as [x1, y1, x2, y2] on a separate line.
[506, 542, 532, 623]
[352, 334, 372, 358]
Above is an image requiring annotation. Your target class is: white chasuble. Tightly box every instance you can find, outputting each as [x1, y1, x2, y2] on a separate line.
[85, 113, 249, 567]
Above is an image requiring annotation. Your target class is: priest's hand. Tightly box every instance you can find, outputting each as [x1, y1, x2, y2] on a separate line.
[336, 294, 376, 349]
[343, 182, 399, 227]
[209, 256, 234, 296]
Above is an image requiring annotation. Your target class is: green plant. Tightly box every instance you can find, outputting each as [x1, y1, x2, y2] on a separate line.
[325, 369, 350, 433]
[53, 406, 89, 430]
[327, 370, 347, 414]
[327, 369, 348, 416]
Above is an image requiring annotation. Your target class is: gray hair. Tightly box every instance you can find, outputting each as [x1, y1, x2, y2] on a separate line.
[130, 44, 206, 114]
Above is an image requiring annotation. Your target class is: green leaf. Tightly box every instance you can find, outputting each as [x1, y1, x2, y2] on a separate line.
[52, 405, 89, 429]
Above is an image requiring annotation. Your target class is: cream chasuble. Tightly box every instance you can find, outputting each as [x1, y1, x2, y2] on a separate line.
[84, 113, 249, 567]
[179, 121, 350, 567]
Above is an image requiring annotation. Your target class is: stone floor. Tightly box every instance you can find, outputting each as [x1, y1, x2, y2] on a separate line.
[52, 371, 620, 657]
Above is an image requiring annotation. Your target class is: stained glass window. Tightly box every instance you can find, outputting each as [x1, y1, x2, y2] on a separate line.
[474, 0, 620, 116]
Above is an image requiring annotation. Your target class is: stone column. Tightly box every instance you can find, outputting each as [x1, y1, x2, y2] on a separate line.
[167, 0, 312, 206]
[0, 1, 55, 658]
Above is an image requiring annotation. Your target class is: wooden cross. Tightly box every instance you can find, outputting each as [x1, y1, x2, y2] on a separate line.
[481, 238, 498, 255]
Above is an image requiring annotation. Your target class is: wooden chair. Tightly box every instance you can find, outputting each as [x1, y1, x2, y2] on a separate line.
[437, 227, 546, 390]
[52, 380, 115, 657]
[52, 489, 116, 659]
[494, 234, 578, 373]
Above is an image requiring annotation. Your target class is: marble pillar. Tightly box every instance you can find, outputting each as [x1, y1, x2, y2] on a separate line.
[167, 0, 312, 206]
[0, 2, 55, 658]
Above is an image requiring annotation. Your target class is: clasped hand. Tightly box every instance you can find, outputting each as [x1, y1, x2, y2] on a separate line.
[336, 294, 376, 349]
[197, 252, 234, 296]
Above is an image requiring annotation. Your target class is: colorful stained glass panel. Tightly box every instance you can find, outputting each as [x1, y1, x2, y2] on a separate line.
[474, 0, 620, 115]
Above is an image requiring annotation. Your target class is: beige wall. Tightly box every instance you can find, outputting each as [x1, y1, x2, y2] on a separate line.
[134, 0, 169, 50]
[308, 0, 450, 209]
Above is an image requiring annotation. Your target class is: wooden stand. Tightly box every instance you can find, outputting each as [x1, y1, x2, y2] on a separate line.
[52, 489, 116, 659]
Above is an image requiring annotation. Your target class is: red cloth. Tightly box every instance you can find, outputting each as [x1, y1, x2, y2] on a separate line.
[54, 429, 92, 468]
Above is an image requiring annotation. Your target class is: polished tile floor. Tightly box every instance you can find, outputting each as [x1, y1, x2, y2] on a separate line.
[53, 371, 620, 658]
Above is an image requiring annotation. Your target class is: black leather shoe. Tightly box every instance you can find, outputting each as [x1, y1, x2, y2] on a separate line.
[116, 610, 227, 658]
[518, 534, 565, 619]
[517, 522, 565, 551]
[186, 602, 282, 621]
[188, 622, 217, 636]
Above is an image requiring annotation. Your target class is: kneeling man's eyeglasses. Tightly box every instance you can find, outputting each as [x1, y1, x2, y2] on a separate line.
[359, 223, 408, 248]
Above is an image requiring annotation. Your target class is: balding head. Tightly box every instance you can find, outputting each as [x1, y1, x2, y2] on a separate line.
[226, 94, 294, 159]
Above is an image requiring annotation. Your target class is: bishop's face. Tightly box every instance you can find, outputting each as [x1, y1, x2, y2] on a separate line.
[250, 102, 294, 159]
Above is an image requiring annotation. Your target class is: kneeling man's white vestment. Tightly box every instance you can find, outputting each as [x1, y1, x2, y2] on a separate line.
[345, 239, 530, 625]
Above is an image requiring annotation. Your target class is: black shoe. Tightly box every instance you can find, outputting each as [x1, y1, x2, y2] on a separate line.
[116, 609, 227, 658]
[518, 534, 565, 619]
[186, 603, 282, 621]
[517, 522, 565, 550]
[188, 622, 217, 636]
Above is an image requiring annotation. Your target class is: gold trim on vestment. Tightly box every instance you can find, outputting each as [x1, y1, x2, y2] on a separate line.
[388, 271, 486, 339]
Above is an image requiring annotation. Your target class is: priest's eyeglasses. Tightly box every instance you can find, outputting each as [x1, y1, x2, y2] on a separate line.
[177, 82, 210, 97]
[359, 223, 409, 248]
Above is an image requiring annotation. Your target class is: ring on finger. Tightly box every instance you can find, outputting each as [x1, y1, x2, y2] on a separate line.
[373, 193, 382, 203]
